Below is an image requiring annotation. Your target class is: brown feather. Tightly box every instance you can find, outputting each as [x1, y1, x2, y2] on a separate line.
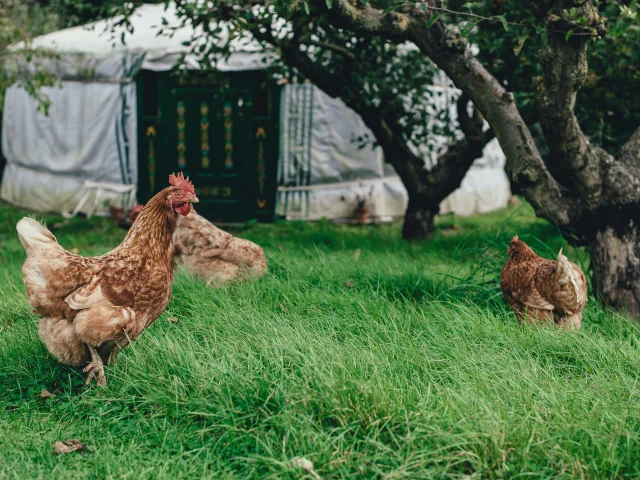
[18, 184, 193, 367]
[173, 208, 267, 285]
[500, 236, 588, 329]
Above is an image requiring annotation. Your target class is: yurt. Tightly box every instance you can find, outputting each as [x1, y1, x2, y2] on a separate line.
[1, 2, 510, 223]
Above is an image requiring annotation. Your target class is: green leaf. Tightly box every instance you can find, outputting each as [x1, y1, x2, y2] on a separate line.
[496, 14, 509, 32]
[513, 32, 529, 56]
[426, 14, 440, 29]
[565, 28, 574, 41]
[325, 0, 333, 9]
[620, 5, 638, 19]
[383, 2, 404, 14]
[303, 1, 310, 14]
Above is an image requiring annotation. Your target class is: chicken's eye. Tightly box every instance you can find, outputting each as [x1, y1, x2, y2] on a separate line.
[177, 192, 183, 197]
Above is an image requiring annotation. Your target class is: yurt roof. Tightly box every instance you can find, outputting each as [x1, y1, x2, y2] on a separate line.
[13, 2, 274, 73]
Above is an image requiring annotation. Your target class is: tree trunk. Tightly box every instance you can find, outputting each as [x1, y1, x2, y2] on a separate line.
[590, 221, 640, 319]
[275, 41, 492, 242]
[316, 0, 640, 318]
[402, 195, 436, 240]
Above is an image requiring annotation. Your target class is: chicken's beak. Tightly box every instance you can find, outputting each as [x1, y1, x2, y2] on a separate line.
[190, 196, 200, 204]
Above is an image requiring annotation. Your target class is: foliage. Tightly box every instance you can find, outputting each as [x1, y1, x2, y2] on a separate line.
[155, 0, 640, 152]
[0, 0, 62, 113]
[457, 0, 640, 153]
[2, 200, 640, 477]
[32, 0, 142, 28]
[165, 1, 460, 154]
[0, 0, 154, 113]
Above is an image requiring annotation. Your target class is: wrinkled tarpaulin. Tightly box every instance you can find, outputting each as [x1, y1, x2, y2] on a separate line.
[1, 81, 138, 215]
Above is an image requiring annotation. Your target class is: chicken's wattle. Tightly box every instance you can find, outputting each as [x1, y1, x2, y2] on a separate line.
[174, 203, 192, 216]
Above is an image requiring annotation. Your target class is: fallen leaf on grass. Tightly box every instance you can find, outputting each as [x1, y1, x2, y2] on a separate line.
[54, 439, 87, 455]
[291, 457, 321, 479]
[70, 248, 79, 254]
[279, 304, 289, 313]
[344, 280, 356, 289]
[40, 389, 56, 399]
[166, 317, 179, 323]
[51, 220, 70, 229]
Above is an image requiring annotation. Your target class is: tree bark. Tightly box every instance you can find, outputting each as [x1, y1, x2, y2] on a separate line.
[402, 194, 437, 240]
[277, 39, 492, 240]
[317, 0, 640, 317]
[325, 0, 581, 229]
[590, 222, 640, 318]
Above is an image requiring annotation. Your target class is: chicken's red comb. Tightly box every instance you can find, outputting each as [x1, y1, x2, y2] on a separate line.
[169, 172, 195, 195]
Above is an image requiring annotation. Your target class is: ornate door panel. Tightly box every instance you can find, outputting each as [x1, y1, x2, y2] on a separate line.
[169, 88, 252, 222]
[141, 71, 278, 222]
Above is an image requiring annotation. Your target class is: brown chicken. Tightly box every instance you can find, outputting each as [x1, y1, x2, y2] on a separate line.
[500, 236, 588, 329]
[17, 173, 199, 386]
[130, 206, 267, 285]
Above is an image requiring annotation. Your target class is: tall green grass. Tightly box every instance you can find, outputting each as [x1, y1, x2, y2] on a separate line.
[1, 201, 639, 479]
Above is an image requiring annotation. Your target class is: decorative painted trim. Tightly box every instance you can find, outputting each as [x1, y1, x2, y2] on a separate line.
[200, 102, 210, 169]
[256, 126, 266, 208]
[223, 101, 233, 169]
[278, 84, 314, 216]
[146, 126, 156, 193]
[177, 100, 186, 169]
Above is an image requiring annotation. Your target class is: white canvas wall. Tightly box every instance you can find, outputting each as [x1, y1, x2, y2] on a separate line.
[1, 81, 137, 215]
[277, 84, 511, 221]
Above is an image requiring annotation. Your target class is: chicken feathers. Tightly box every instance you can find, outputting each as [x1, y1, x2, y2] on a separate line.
[173, 208, 267, 285]
[17, 174, 199, 385]
[500, 236, 588, 329]
[131, 205, 267, 285]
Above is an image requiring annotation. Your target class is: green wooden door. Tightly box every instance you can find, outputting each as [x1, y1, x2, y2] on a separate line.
[167, 87, 253, 222]
[138, 71, 279, 222]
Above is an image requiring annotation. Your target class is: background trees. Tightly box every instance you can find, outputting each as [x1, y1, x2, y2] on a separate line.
[165, 0, 640, 317]
[166, 1, 496, 240]
[5, 0, 640, 316]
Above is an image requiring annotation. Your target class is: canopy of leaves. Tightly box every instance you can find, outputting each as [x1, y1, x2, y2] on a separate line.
[166, 0, 464, 155]
[455, 0, 640, 154]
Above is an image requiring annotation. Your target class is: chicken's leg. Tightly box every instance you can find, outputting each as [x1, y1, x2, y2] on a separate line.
[83, 345, 106, 387]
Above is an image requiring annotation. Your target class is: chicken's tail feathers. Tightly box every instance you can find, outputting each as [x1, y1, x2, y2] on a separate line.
[16, 217, 58, 252]
[556, 247, 586, 302]
[556, 247, 570, 273]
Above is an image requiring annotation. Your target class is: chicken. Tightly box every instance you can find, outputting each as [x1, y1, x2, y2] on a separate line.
[16, 173, 199, 386]
[500, 236, 588, 329]
[130, 206, 267, 285]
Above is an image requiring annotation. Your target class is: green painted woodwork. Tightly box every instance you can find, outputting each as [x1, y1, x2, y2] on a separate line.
[136, 70, 280, 223]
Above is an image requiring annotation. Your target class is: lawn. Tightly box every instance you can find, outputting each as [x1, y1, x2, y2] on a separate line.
[1, 200, 640, 479]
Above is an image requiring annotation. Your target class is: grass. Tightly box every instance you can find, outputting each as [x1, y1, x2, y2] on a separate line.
[1, 200, 640, 479]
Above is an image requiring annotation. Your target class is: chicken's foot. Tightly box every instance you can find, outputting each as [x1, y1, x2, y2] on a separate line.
[83, 345, 106, 387]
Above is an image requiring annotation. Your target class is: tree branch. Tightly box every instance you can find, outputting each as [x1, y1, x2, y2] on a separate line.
[277, 33, 491, 207]
[610, 127, 640, 206]
[532, 1, 608, 202]
[424, 94, 494, 203]
[308, 40, 356, 59]
[317, 0, 580, 227]
[529, 1, 640, 211]
[617, 127, 640, 170]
